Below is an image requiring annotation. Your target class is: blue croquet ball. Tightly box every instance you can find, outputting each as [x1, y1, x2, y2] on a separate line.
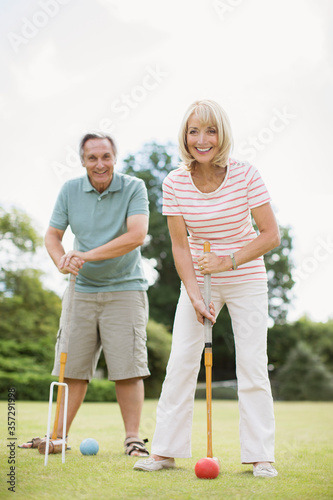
[80, 438, 99, 456]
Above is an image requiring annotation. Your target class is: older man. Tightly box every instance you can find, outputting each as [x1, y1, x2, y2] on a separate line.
[41, 133, 150, 456]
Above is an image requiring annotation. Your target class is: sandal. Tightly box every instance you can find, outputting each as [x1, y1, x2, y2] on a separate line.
[18, 437, 43, 449]
[124, 437, 149, 457]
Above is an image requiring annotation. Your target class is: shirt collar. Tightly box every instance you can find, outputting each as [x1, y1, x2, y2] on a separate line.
[83, 172, 122, 194]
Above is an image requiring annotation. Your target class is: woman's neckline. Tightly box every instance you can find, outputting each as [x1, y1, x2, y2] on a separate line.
[188, 160, 229, 195]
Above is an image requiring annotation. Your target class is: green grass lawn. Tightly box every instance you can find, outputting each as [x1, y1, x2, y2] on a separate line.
[0, 400, 332, 499]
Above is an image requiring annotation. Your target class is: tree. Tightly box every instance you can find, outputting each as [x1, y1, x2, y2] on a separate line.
[0, 268, 61, 344]
[0, 207, 61, 380]
[0, 205, 43, 289]
[0, 205, 42, 254]
[122, 142, 296, 380]
[268, 316, 333, 374]
[0, 206, 172, 400]
[122, 142, 180, 326]
[277, 342, 333, 401]
[265, 225, 295, 324]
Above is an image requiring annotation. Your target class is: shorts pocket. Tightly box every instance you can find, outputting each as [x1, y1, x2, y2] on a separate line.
[134, 327, 148, 368]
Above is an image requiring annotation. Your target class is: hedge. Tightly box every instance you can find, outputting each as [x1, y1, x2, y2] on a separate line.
[0, 372, 117, 402]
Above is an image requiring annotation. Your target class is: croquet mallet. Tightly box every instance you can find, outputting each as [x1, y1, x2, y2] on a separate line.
[41, 273, 76, 464]
[203, 241, 213, 458]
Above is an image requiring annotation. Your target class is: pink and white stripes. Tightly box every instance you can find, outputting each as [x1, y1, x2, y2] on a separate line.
[162, 159, 271, 285]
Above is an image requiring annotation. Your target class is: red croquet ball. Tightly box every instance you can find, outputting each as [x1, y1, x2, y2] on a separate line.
[195, 457, 220, 479]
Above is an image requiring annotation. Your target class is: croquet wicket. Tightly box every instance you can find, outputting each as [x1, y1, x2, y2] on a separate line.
[44, 381, 68, 466]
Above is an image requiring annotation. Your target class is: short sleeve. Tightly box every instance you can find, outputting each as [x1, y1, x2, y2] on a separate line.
[49, 183, 69, 230]
[245, 164, 271, 209]
[162, 173, 182, 216]
[127, 179, 149, 217]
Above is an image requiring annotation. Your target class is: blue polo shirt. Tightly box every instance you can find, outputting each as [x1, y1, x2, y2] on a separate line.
[49, 172, 149, 292]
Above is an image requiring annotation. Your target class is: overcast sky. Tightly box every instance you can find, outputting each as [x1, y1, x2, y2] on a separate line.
[1, 0, 332, 323]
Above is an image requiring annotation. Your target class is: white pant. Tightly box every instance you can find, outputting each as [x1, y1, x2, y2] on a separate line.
[151, 282, 275, 463]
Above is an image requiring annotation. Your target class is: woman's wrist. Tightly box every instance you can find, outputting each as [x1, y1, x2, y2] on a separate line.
[219, 255, 235, 272]
[186, 283, 204, 306]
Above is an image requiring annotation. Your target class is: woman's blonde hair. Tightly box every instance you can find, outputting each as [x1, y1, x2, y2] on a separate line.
[178, 100, 233, 170]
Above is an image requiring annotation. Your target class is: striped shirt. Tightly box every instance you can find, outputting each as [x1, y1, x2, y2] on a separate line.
[162, 158, 271, 285]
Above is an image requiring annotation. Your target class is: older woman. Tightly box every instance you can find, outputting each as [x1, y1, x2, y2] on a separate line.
[134, 100, 280, 477]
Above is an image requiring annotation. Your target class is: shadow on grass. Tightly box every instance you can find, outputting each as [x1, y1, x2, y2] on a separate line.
[239, 470, 253, 476]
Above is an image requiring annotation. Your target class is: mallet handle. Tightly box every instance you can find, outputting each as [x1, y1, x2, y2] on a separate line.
[51, 275, 75, 440]
[205, 347, 213, 458]
[203, 242, 213, 458]
[52, 353, 67, 440]
[203, 242, 212, 345]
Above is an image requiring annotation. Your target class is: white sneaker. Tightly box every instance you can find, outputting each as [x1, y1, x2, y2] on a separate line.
[133, 457, 176, 471]
[253, 463, 278, 477]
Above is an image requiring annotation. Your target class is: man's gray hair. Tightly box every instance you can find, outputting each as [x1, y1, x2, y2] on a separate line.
[79, 133, 118, 162]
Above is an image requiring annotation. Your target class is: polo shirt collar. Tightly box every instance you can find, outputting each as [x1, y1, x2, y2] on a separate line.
[83, 172, 122, 194]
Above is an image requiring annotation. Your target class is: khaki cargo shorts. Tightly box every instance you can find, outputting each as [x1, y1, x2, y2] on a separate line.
[52, 289, 150, 381]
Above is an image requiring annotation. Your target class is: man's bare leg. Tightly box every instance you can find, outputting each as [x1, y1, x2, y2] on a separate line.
[116, 377, 147, 456]
[57, 378, 88, 436]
